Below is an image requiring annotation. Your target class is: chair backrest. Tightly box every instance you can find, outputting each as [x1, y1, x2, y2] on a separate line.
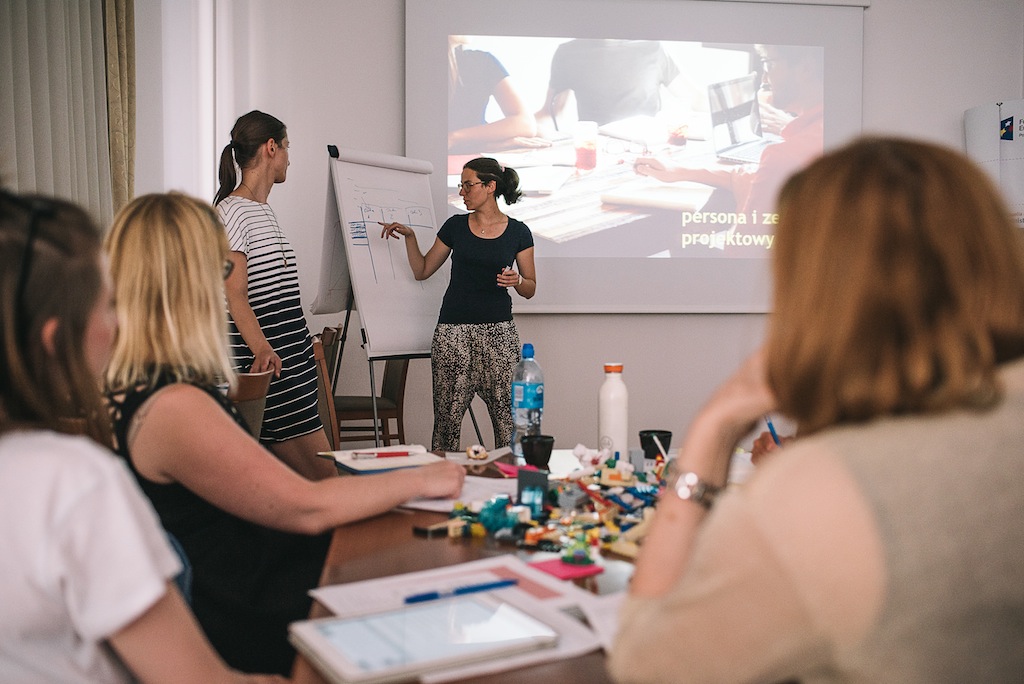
[320, 325, 341, 394]
[227, 370, 273, 439]
[312, 335, 341, 450]
[380, 357, 410, 404]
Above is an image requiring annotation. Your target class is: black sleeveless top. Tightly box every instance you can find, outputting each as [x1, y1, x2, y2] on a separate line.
[107, 372, 330, 675]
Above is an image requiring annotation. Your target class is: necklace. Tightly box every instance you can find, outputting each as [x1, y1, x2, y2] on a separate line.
[472, 213, 506, 237]
[236, 183, 288, 267]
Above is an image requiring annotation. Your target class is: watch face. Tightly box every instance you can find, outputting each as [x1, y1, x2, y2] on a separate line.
[670, 469, 720, 509]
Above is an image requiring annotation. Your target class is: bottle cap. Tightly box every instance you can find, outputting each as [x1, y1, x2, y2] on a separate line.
[522, 343, 535, 358]
[603, 363, 623, 373]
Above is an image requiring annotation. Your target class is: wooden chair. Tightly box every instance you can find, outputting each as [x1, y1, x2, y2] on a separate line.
[320, 325, 342, 392]
[318, 324, 410, 446]
[334, 357, 410, 446]
[312, 335, 341, 450]
[227, 370, 273, 440]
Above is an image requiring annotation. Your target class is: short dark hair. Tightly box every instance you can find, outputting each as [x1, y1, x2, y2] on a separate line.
[0, 190, 110, 444]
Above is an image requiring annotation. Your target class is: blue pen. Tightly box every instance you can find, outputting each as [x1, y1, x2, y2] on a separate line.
[764, 415, 782, 447]
[404, 578, 519, 604]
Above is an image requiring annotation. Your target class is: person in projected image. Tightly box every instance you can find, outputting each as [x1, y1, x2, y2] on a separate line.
[0, 190, 283, 683]
[610, 137, 1024, 682]
[380, 157, 536, 452]
[634, 44, 823, 245]
[534, 38, 687, 137]
[448, 36, 538, 153]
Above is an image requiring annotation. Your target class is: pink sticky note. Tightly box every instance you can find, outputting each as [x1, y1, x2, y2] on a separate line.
[528, 557, 605, 580]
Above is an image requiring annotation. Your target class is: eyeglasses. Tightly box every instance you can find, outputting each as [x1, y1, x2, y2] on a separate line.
[456, 180, 485, 191]
[223, 258, 235, 280]
[760, 58, 779, 71]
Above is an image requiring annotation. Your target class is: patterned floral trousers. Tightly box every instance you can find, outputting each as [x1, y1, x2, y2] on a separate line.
[430, 320, 521, 451]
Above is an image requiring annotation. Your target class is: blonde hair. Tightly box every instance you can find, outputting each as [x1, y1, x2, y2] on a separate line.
[768, 137, 1024, 434]
[105, 192, 236, 390]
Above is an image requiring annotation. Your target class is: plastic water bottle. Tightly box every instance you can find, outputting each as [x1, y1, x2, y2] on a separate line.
[511, 343, 544, 462]
[598, 363, 628, 458]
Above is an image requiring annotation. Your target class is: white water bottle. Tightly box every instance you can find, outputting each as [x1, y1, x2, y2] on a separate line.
[511, 343, 544, 461]
[598, 363, 628, 457]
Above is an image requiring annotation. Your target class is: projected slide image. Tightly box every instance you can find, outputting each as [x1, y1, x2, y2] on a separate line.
[447, 36, 823, 259]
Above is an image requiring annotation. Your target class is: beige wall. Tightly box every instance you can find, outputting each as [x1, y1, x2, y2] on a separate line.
[136, 0, 1024, 450]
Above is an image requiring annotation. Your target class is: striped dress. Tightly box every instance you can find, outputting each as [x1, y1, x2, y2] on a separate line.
[217, 196, 322, 442]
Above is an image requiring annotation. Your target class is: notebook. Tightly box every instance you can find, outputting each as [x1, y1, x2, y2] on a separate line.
[320, 444, 444, 474]
[707, 73, 778, 164]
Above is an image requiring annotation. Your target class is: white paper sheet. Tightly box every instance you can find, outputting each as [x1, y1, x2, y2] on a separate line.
[309, 555, 607, 683]
[400, 475, 519, 512]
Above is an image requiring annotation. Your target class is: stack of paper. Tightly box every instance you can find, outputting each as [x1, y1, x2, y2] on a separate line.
[305, 555, 614, 682]
[321, 444, 443, 474]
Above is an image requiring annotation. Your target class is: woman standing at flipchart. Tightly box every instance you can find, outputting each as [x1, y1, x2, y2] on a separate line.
[214, 110, 333, 480]
[381, 157, 537, 451]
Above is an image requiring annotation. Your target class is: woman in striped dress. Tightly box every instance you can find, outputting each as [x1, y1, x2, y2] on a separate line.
[214, 111, 333, 479]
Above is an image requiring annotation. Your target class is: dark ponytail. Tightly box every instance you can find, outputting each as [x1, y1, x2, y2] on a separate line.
[214, 111, 287, 205]
[463, 157, 523, 205]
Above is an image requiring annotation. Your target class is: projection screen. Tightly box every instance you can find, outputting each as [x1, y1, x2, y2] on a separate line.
[406, 0, 864, 312]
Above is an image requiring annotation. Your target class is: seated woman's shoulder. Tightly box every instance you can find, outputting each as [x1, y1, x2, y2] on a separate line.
[0, 430, 126, 492]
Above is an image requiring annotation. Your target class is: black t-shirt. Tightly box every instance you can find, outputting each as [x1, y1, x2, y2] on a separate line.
[437, 213, 534, 324]
[449, 48, 509, 132]
[547, 39, 680, 125]
[106, 372, 330, 675]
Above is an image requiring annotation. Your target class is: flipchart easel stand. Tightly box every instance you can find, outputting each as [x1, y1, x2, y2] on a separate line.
[330, 293, 486, 448]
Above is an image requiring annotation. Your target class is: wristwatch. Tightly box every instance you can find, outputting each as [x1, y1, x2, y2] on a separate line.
[664, 465, 722, 510]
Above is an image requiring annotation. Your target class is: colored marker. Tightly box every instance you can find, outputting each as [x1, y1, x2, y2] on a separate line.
[404, 578, 519, 604]
[764, 416, 782, 446]
[499, 264, 513, 288]
[351, 450, 415, 459]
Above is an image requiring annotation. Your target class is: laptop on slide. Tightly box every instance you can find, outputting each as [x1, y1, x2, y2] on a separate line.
[707, 73, 779, 164]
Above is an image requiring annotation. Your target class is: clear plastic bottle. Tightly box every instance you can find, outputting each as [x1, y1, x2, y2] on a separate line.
[598, 363, 628, 457]
[511, 343, 544, 462]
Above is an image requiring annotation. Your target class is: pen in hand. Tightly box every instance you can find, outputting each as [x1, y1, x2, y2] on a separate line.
[764, 415, 782, 446]
[378, 221, 406, 239]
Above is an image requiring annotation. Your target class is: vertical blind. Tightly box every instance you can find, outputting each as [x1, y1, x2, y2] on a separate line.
[0, 0, 115, 225]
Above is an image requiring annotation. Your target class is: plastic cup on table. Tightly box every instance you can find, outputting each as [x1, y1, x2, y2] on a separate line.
[520, 435, 555, 469]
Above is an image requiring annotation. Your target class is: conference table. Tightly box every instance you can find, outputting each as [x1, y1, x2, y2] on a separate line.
[290, 504, 635, 684]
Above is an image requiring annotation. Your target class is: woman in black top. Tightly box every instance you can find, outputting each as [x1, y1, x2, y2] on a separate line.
[103, 193, 465, 674]
[381, 157, 537, 451]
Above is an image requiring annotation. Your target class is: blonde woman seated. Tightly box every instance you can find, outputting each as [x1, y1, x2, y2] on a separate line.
[0, 191, 282, 683]
[610, 138, 1024, 682]
[104, 193, 465, 675]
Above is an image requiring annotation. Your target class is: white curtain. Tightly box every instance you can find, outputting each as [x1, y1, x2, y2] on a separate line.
[0, 0, 114, 226]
